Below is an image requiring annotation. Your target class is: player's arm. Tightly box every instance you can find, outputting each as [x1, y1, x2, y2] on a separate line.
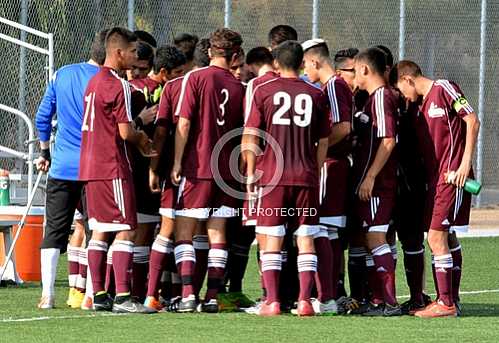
[453, 112, 480, 188]
[171, 117, 190, 186]
[242, 128, 258, 195]
[118, 123, 156, 157]
[328, 122, 351, 147]
[34, 73, 57, 172]
[148, 125, 167, 193]
[317, 137, 329, 173]
[358, 137, 396, 201]
[327, 80, 352, 147]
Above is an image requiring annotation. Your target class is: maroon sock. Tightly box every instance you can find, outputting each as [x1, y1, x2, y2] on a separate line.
[434, 254, 453, 306]
[314, 236, 334, 302]
[451, 246, 462, 302]
[113, 240, 134, 295]
[298, 253, 317, 301]
[147, 235, 173, 298]
[87, 240, 108, 294]
[372, 244, 397, 306]
[67, 245, 80, 288]
[131, 246, 150, 299]
[348, 247, 368, 301]
[171, 273, 182, 298]
[205, 243, 228, 301]
[258, 254, 267, 300]
[262, 252, 282, 303]
[330, 238, 342, 300]
[403, 249, 425, 303]
[431, 255, 440, 299]
[192, 235, 209, 296]
[366, 254, 384, 304]
[76, 248, 88, 292]
[174, 240, 196, 298]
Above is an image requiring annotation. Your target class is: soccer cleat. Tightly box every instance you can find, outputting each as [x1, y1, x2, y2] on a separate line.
[178, 294, 198, 313]
[242, 300, 263, 315]
[37, 296, 55, 309]
[201, 299, 219, 313]
[81, 295, 93, 310]
[93, 293, 114, 311]
[69, 290, 85, 309]
[217, 293, 238, 312]
[361, 302, 385, 316]
[165, 296, 182, 312]
[414, 301, 457, 318]
[257, 301, 281, 316]
[401, 299, 427, 315]
[112, 297, 157, 314]
[383, 303, 402, 316]
[422, 293, 432, 306]
[66, 287, 76, 306]
[311, 298, 338, 316]
[226, 292, 255, 308]
[297, 300, 315, 317]
[455, 300, 462, 317]
[144, 296, 164, 312]
[347, 299, 370, 315]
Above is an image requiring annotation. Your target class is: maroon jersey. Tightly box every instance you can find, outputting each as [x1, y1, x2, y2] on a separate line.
[418, 80, 474, 186]
[245, 77, 331, 187]
[323, 76, 353, 159]
[244, 71, 279, 118]
[175, 66, 245, 180]
[352, 86, 398, 195]
[79, 67, 133, 181]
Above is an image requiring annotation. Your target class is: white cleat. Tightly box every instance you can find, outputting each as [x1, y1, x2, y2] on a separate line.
[37, 296, 55, 309]
[311, 298, 338, 315]
[242, 300, 263, 315]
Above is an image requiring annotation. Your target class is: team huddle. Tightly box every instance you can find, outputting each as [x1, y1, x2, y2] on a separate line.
[34, 24, 480, 318]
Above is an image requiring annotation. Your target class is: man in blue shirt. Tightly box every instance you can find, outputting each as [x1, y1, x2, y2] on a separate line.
[35, 30, 107, 309]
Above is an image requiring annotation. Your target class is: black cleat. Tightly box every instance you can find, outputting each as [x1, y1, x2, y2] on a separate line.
[178, 295, 198, 313]
[112, 296, 157, 314]
[361, 302, 385, 316]
[383, 303, 402, 316]
[422, 293, 433, 306]
[455, 300, 462, 317]
[93, 293, 113, 311]
[348, 300, 370, 315]
[401, 299, 426, 315]
[200, 299, 219, 313]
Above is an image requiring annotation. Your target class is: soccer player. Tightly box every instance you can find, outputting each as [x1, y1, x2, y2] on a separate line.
[79, 27, 156, 313]
[351, 48, 400, 316]
[229, 48, 245, 81]
[389, 61, 480, 317]
[134, 30, 158, 49]
[174, 33, 199, 72]
[243, 40, 331, 317]
[35, 29, 107, 309]
[333, 48, 359, 91]
[128, 41, 155, 80]
[171, 28, 245, 313]
[302, 39, 353, 314]
[268, 25, 298, 50]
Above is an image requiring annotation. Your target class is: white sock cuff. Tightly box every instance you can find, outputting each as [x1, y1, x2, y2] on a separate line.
[133, 246, 150, 263]
[113, 240, 134, 253]
[434, 254, 453, 269]
[174, 244, 196, 263]
[88, 240, 108, 252]
[297, 254, 318, 272]
[208, 248, 228, 268]
[450, 245, 462, 253]
[372, 244, 391, 256]
[261, 253, 282, 271]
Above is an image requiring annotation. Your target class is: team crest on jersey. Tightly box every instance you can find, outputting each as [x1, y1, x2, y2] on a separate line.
[428, 102, 445, 118]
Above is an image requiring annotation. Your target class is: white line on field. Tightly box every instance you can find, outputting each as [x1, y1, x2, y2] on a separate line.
[2, 289, 499, 323]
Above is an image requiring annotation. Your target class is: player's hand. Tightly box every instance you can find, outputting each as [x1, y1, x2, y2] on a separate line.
[149, 169, 161, 193]
[171, 163, 182, 186]
[138, 105, 158, 126]
[137, 131, 158, 157]
[246, 174, 258, 199]
[35, 157, 50, 172]
[358, 175, 375, 201]
[447, 161, 471, 188]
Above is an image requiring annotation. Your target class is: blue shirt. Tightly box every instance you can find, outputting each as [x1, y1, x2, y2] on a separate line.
[35, 62, 99, 181]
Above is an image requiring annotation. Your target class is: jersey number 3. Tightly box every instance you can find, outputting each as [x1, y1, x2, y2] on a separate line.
[82, 92, 96, 132]
[272, 91, 312, 127]
[217, 89, 229, 126]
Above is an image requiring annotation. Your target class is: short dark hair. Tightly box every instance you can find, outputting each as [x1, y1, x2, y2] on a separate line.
[174, 33, 199, 61]
[90, 29, 108, 65]
[246, 47, 274, 66]
[268, 25, 298, 47]
[303, 42, 330, 60]
[105, 27, 137, 51]
[373, 44, 394, 68]
[334, 48, 359, 69]
[209, 28, 243, 62]
[388, 60, 423, 86]
[193, 38, 210, 67]
[137, 41, 154, 66]
[355, 47, 387, 76]
[273, 40, 303, 71]
[153, 45, 186, 74]
[134, 30, 157, 48]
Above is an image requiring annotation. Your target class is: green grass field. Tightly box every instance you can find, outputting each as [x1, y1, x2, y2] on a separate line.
[2, 237, 499, 342]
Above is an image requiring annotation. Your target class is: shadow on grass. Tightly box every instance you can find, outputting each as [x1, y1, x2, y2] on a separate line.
[461, 303, 499, 317]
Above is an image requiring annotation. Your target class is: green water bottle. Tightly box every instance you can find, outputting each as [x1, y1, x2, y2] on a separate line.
[464, 178, 482, 195]
[0, 169, 10, 206]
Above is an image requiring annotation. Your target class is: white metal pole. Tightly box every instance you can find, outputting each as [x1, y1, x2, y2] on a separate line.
[48, 33, 54, 81]
[17, 0, 28, 177]
[225, 0, 232, 28]
[312, 0, 319, 39]
[476, 0, 487, 207]
[128, 0, 135, 31]
[398, 0, 406, 61]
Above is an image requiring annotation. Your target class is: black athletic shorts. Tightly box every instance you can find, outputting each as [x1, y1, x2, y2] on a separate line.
[40, 177, 84, 252]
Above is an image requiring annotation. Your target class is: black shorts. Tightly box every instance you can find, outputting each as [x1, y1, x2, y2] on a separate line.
[40, 177, 83, 252]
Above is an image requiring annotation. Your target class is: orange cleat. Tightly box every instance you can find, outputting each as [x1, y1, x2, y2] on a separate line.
[80, 295, 93, 311]
[144, 296, 164, 312]
[414, 301, 457, 318]
[257, 301, 281, 316]
[297, 300, 315, 317]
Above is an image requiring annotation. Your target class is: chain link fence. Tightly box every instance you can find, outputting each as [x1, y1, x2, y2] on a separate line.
[0, 0, 498, 206]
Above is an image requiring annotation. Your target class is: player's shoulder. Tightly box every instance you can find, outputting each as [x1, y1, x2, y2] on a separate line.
[434, 79, 463, 97]
[252, 76, 281, 96]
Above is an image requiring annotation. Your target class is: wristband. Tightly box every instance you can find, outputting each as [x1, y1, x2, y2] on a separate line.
[41, 148, 51, 161]
[134, 117, 144, 129]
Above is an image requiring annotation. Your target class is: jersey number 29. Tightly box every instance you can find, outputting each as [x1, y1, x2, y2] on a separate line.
[272, 92, 312, 127]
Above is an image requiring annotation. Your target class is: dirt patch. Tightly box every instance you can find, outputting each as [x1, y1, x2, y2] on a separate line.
[471, 205, 499, 228]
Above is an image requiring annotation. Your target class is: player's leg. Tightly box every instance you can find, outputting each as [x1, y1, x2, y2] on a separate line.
[449, 232, 462, 312]
[132, 221, 155, 301]
[67, 216, 84, 307]
[39, 178, 82, 309]
[87, 229, 112, 310]
[312, 226, 335, 312]
[192, 220, 209, 298]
